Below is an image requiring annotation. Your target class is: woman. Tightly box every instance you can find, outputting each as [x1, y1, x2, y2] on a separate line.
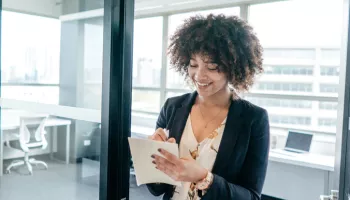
[147, 14, 270, 200]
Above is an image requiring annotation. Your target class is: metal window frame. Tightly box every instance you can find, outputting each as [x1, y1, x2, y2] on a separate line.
[99, 0, 134, 200]
[335, 0, 350, 198]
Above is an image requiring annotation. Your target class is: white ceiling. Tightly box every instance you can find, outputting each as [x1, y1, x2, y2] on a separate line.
[3, 0, 268, 19]
[135, 0, 250, 15]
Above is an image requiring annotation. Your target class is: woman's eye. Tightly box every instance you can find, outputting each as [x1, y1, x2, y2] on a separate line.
[207, 63, 219, 71]
[208, 67, 218, 71]
[189, 64, 197, 68]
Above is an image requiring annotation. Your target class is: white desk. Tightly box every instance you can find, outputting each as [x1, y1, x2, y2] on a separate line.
[0, 117, 71, 176]
[269, 150, 334, 171]
[263, 150, 335, 200]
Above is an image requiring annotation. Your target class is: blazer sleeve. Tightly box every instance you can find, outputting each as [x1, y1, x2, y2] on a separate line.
[146, 99, 173, 196]
[203, 109, 270, 200]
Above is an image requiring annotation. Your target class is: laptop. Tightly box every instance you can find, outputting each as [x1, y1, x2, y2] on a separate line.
[272, 131, 313, 156]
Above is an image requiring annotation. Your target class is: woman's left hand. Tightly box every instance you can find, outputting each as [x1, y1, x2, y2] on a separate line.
[152, 141, 208, 183]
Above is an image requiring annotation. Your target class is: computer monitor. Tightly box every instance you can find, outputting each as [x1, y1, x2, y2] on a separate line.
[284, 131, 313, 153]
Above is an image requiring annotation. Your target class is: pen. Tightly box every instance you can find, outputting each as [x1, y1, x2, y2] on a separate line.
[156, 128, 169, 141]
[163, 128, 169, 138]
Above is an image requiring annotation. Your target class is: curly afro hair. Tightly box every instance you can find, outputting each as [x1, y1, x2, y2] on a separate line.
[168, 14, 263, 92]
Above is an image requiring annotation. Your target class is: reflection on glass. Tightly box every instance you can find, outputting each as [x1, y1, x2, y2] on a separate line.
[132, 90, 160, 113]
[59, 17, 104, 109]
[84, 20, 103, 84]
[133, 17, 163, 88]
[83, 18, 103, 110]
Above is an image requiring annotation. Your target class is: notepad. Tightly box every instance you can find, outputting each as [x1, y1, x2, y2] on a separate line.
[128, 137, 181, 186]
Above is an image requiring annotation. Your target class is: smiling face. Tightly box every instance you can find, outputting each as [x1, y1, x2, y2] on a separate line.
[188, 54, 229, 98]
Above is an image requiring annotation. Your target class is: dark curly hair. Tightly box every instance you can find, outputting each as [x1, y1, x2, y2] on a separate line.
[168, 14, 263, 92]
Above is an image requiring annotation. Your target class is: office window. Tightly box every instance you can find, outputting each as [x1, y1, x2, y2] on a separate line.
[263, 48, 315, 62]
[320, 66, 340, 76]
[1, 11, 60, 104]
[250, 97, 338, 131]
[320, 84, 338, 93]
[167, 7, 240, 89]
[131, 17, 163, 113]
[166, 91, 186, 99]
[270, 115, 311, 126]
[133, 17, 163, 88]
[246, 97, 312, 109]
[255, 83, 312, 93]
[319, 102, 338, 110]
[264, 65, 313, 75]
[249, 0, 342, 133]
[321, 49, 341, 65]
[318, 118, 337, 127]
[132, 90, 160, 113]
[2, 11, 60, 84]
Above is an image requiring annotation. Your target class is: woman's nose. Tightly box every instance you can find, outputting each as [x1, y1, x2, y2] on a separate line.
[195, 65, 207, 79]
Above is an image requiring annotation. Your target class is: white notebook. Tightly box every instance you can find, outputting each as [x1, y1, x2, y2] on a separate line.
[128, 137, 181, 186]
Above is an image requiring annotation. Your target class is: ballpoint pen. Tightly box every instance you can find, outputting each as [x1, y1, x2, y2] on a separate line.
[163, 128, 169, 141]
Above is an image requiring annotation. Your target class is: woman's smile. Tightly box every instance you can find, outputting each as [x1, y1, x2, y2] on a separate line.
[195, 81, 213, 90]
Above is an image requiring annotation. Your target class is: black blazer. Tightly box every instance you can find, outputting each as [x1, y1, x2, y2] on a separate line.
[147, 92, 270, 200]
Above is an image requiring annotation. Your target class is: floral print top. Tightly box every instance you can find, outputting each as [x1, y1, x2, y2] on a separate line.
[171, 115, 226, 200]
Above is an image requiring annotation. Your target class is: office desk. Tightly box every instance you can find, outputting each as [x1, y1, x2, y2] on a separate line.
[263, 150, 335, 200]
[0, 117, 71, 176]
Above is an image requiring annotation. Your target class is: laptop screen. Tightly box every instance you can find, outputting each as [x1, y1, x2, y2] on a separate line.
[285, 131, 313, 152]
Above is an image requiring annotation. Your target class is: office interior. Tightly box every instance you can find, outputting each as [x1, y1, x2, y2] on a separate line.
[0, 0, 348, 199]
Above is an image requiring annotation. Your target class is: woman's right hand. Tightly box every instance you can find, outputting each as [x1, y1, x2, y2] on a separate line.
[148, 128, 175, 143]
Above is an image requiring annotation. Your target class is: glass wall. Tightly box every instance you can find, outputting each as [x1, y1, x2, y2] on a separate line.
[0, 1, 103, 199]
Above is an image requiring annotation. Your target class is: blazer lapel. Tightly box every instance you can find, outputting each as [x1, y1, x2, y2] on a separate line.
[169, 92, 197, 145]
[212, 99, 243, 174]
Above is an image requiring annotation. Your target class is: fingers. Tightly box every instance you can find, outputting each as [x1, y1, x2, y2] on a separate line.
[155, 128, 167, 141]
[156, 163, 178, 181]
[167, 137, 176, 143]
[149, 128, 167, 141]
[153, 154, 175, 170]
[158, 148, 182, 166]
[152, 154, 179, 181]
[180, 155, 193, 161]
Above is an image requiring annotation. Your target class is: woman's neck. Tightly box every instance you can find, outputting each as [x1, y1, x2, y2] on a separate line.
[197, 87, 232, 108]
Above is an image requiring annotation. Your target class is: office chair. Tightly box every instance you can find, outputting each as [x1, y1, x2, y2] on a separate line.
[5, 116, 49, 175]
